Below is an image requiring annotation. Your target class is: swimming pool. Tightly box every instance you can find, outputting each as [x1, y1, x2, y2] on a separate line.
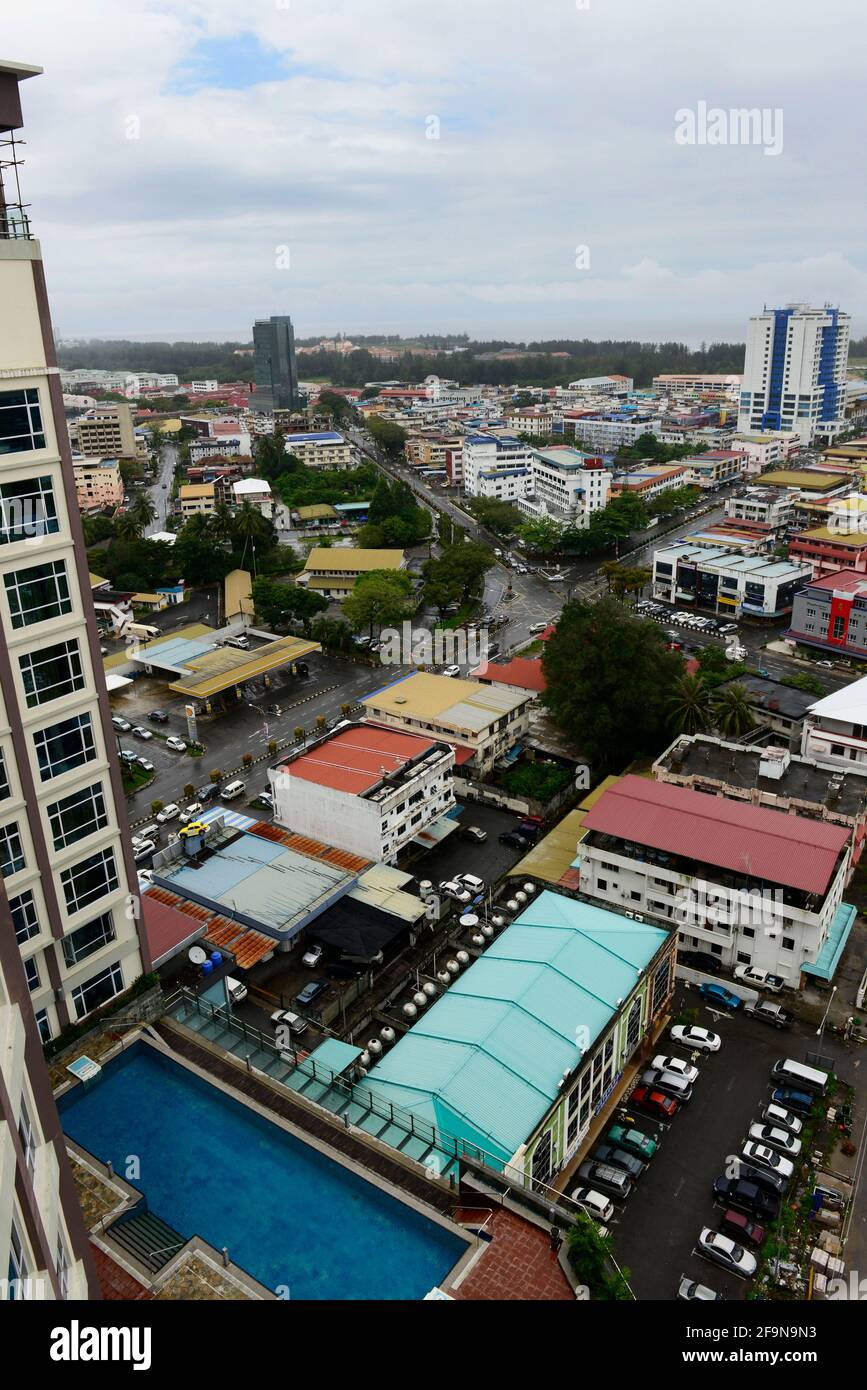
[60, 1044, 467, 1300]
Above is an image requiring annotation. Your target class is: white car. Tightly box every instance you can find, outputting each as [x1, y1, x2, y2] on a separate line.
[132, 838, 156, 862]
[441, 665, 461, 678]
[111, 716, 131, 732]
[181, 802, 204, 821]
[741, 1141, 794, 1182]
[698, 1228, 757, 1278]
[570, 1187, 614, 1224]
[439, 880, 472, 904]
[762, 1103, 802, 1136]
[458, 873, 485, 894]
[137, 870, 154, 888]
[670, 1024, 720, 1053]
[165, 736, 187, 752]
[132, 726, 153, 740]
[302, 944, 323, 968]
[748, 1123, 802, 1158]
[735, 965, 784, 993]
[156, 803, 181, 823]
[652, 1054, 699, 1085]
[678, 1275, 723, 1301]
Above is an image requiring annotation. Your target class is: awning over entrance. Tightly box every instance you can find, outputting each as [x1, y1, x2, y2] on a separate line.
[802, 903, 857, 981]
[411, 813, 462, 849]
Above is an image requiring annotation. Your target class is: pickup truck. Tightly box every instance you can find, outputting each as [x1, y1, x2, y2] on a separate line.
[744, 1000, 792, 1029]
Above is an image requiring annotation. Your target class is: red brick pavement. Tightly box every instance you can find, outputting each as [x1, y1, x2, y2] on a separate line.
[449, 1205, 574, 1301]
[91, 1243, 153, 1300]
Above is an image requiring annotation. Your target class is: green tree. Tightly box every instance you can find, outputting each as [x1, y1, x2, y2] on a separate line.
[128, 491, 157, 532]
[712, 683, 755, 738]
[366, 415, 407, 458]
[464, 496, 524, 536]
[519, 516, 565, 556]
[542, 596, 683, 766]
[114, 510, 144, 543]
[667, 675, 712, 735]
[343, 569, 415, 634]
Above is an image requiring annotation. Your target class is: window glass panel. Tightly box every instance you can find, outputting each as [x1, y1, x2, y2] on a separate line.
[9, 890, 39, 943]
[61, 910, 116, 967]
[47, 781, 107, 851]
[0, 388, 45, 455]
[4, 559, 72, 629]
[34, 713, 96, 782]
[71, 961, 123, 1020]
[19, 639, 85, 708]
[60, 847, 118, 916]
[0, 474, 59, 544]
[0, 821, 25, 877]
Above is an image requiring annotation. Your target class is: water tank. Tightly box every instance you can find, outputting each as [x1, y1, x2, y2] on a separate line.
[201, 959, 214, 976]
[446, 959, 460, 976]
[380, 1026, 396, 1044]
[437, 970, 452, 986]
[471, 933, 485, 947]
[491, 914, 506, 928]
[368, 1038, 383, 1056]
[459, 913, 479, 929]
[481, 924, 494, 939]
[456, 950, 470, 967]
[515, 891, 528, 905]
[360, 1051, 372, 1068]
[422, 981, 437, 998]
[523, 882, 535, 895]
[209, 951, 222, 965]
[505, 899, 519, 913]
[419, 879, 433, 896]
[403, 1002, 418, 1018]
[412, 991, 428, 1009]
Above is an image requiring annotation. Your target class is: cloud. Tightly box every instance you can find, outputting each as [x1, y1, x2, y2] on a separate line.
[4, 0, 865, 340]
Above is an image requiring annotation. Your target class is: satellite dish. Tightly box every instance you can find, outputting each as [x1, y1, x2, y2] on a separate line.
[188, 945, 207, 966]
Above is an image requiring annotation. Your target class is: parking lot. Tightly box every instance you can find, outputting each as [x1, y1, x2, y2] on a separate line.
[402, 798, 536, 892]
[606, 986, 856, 1301]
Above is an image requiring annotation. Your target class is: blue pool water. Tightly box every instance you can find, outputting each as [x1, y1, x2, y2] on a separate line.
[60, 1045, 465, 1300]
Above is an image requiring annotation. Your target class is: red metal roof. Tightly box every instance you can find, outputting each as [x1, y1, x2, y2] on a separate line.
[278, 724, 441, 796]
[475, 657, 546, 693]
[582, 775, 849, 895]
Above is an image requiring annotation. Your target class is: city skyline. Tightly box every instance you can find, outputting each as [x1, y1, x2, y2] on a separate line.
[3, 0, 866, 342]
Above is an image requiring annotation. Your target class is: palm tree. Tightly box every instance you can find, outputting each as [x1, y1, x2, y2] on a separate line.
[712, 684, 755, 738]
[114, 509, 144, 543]
[667, 675, 711, 735]
[129, 492, 157, 531]
[210, 502, 235, 544]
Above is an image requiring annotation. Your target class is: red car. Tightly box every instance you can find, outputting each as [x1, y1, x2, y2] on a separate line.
[720, 1209, 765, 1248]
[627, 1085, 678, 1120]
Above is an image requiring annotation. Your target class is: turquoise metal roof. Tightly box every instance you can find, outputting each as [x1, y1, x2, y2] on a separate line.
[802, 902, 857, 981]
[358, 891, 667, 1167]
[307, 1038, 363, 1076]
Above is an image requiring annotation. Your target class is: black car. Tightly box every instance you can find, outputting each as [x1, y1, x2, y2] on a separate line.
[679, 950, 723, 975]
[499, 831, 530, 850]
[148, 709, 169, 723]
[590, 1143, 644, 1182]
[294, 978, 329, 1008]
[713, 1177, 779, 1223]
[196, 783, 219, 804]
[731, 1160, 786, 1198]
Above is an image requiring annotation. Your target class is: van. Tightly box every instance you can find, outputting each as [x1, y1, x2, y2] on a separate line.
[576, 1160, 632, 1200]
[226, 976, 247, 1006]
[123, 622, 159, 641]
[771, 1058, 829, 1095]
[643, 1068, 693, 1103]
[220, 779, 246, 801]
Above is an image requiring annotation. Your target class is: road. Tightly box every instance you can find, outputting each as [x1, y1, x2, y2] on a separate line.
[144, 442, 178, 535]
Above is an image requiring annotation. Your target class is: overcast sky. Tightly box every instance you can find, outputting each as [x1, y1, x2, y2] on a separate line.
[6, 0, 866, 344]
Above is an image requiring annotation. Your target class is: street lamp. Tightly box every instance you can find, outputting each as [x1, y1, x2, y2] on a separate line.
[816, 985, 838, 1043]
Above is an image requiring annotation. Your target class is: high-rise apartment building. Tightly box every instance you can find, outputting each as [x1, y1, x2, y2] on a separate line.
[0, 61, 149, 1053]
[71, 401, 139, 459]
[737, 303, 851, 444]
[252, 314, 300, 412]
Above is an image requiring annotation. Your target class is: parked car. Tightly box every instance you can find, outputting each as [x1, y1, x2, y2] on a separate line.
[136, 756, 155, 772]
[575, 1161, 632, 1200]
[730, 1160, 786, 1198]
[221, 780, 246, 800]
[301, 944, 324, 969]
[627, 1086, 678, 1121]
[156, 803, 181, 823]
[651, 1054, 699, 1085]
[118, 749, 138, 765]
[137, 870, 154, 889]
[606, 1124, 657, 1163]
[740, 1142, 794, 1183]
[748, 1123, 802, 1158]
[771, 1087, 815, 1117]
[439, 880, 472, 904]
[698, 1228, 757, 1278]
[181, 802, 204, 821]
[678, 1275, 724, 1301]
[712, 1177, 779, 1223]
[744, 1000, 792, 1029]
[195, 783, 218, 804]
[589, 1143, 645, 1182]
[735, 965, 784, 993]
[131, 726, 153, 741]
[570, 1187, 614, 1224]
[458, 873, 485, 894]
[132, 838, 156, 863]
[670, 1024, 720, 1053]
[699, 982, 741, 1011]
[499, 831, 530, 850]
[165, 736, 187, 752]
[679, 950, 723, 975]
[294, 979, 329, 1008]
[148, 709, 169, 723]
[529, 621, 548, 635]
[441, 665, 461, 678]
[462, 825, 487, 843]
[761, 1103, 802, 1136]
[111, 716, 131, 732]
[254, 792, 274, 811]
[720, 1209, 766, 1249]
[135, 822, 160, 841]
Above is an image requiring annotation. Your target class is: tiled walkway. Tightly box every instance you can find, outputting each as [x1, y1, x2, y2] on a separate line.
[91, 1244, 152, 1300]
[450, 1206, 574, 1301]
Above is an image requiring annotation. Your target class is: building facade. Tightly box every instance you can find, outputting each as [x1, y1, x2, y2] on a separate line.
[738, 304, 851, 444]
[71, 403, 140, 460]
[72, 458, 124, 512]
[0, 62, 148, 1043]
[652, 544, 811, 618]
[252, 314, 300, 413]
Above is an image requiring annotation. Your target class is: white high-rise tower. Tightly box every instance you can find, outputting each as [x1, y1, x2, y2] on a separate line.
[737, 303, 851, 445]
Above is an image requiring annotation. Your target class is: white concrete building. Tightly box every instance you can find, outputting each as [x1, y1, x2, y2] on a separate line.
[652, 545, 812, 618]
[801, 678, 867, 770]
[520, 447, 612, 527]
[271, 724, 455, 864]
[362, 672, 532, 776]
[569, 417, 661, 452]
[578, 775, 853, 987]
[231, 477, 272, 515]
[738, 304, 851, 444]
[462, 433, 534, 501]
[729, 430, 801, 472]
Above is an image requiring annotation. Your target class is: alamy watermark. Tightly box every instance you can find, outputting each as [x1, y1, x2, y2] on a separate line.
[675, 101, 783, 157]
[377, 622, 489, 669]
[673, 879, 785, 931]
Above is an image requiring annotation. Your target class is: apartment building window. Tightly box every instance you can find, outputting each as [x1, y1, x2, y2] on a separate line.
[10, 889, 39, 943]
[651, 954, 673, 1014]
[71, 960, 123, 1020]
[62, 910, 116, 967]
[18, 1099, 36, 1177]
[781, 936, 795, 952]
[4, 559, 72, 629]
[0, 388, 45, 455]
[61, 847, 118, 916]
[0, 821, 25, 877]
[23, 955, 40, 993]
[625, 995, 642, 1053]
[34, 1008, 52, 1044]
[19, 638, 85, 708]
[6, 1224, 28, 1299]
[55, 1234, 70, 1300]
[34, 712, 96, 781]
[0, 474, 59, 544]
[48, 781, 108, 851]
[0, 747, 9, 801]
